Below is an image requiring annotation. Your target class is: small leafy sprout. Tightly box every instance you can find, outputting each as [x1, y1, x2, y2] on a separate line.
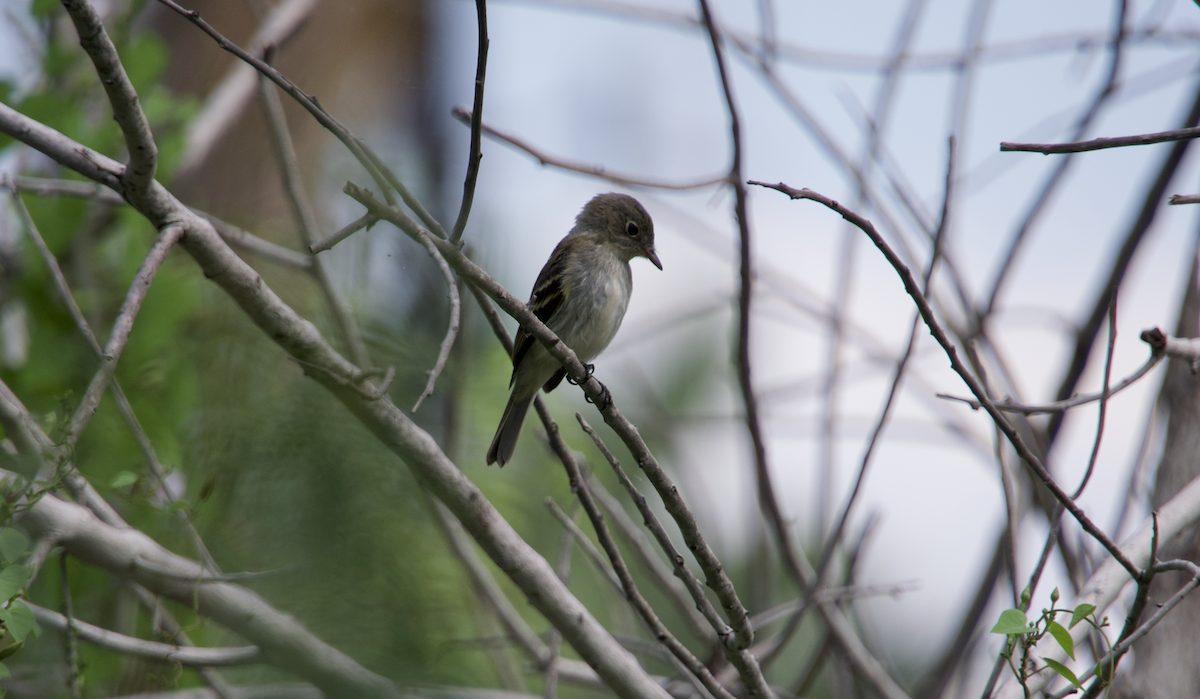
[991, 599, 1109, 695]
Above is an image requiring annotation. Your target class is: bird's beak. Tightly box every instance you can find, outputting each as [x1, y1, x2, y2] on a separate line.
[645, 247, 663, 270]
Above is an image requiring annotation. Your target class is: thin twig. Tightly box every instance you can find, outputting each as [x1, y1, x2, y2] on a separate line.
[348, 183, 761, 662]
[451, 107, 727, 190]
[983, 0, 1128, 317]
[544, 500, 575, 699]
[131, 557, 291, 583]
[545, 499, 621, 591]
[1002, 124, 1200, 153]
[576, 416, 731, 641]
[700, 0, 797, 628]
[60, 553, 81, 699]
[582, 471, 715, 643]
[777, 138, 952, 673]
[451, 0, 489, 243]
[64, 224, 185, 449]
[935, 351, 1162, 413]
[538, 407, 745, 699]
[1072, 294, 1118, 498]
[8, 175, 316, 271]
[7, 180, 220, 571]
[1169, 193, 1200, 204]
[1045, 77, 1200, 447]
[259, 67, 370, 368]
[411, 232, 462, 412]
[29, 601, 261, 667]
[356, 142, 447, 239]
[309, 214, 376, 254]
[754, 181, 1142, 579]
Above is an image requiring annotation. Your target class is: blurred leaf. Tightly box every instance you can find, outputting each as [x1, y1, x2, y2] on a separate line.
[1047, 620, 1075, 660]
[991, 608, 1036, 635]
[121, 33, 167, 91]
[30, 0, 58, 18]
[0, 532, 26, 563]
[1043, 657, 1081, 688]
[1071, 604, 1096, 629]
[0, 531, 28, 564]
[0, 567, 29, 602]
[0, 630, 18, 661]
[1, 602, 38, 643]
[0, 661, 9, 680]
[110, 471, 138, 489]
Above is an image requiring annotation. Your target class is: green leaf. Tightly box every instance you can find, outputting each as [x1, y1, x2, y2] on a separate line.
[1047, 621, 1075, 660]
[121, 33, 168, 91]
[0, 530, 27, 564]
[1042, 658, 1081, 688]
[0, 567, 29, 602]
[110, 471, 138, 489]
[4, 601, 40, 643]
[1070, 603, 1096, 629]
[30, 0, 58, 18]
[991, 608, 1037, 635]
[168, 499, 191, 511]
[0, 661, 9, 680]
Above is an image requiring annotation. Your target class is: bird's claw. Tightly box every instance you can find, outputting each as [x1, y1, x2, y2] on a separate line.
[585, 381, 612, 411]
[566, 363, 596, 386]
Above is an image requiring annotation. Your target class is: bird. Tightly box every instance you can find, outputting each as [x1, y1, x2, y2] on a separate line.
[486, 193, 662, 466]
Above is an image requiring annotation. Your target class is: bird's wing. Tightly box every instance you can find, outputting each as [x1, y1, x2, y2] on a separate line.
[509, 245, 570, 386]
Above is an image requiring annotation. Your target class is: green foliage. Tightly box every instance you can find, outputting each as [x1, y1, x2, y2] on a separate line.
[0, 531, 28, 564]
[991, 589, 1111, 695]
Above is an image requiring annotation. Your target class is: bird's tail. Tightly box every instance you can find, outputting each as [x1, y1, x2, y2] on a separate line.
[486, 391, 536, 466]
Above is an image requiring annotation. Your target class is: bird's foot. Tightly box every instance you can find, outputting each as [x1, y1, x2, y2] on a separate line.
[585, 380, 612, 411]
[565, 363, 596, 386]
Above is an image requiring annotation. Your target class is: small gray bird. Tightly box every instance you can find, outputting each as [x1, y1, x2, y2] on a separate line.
[486, 193, 662, 466]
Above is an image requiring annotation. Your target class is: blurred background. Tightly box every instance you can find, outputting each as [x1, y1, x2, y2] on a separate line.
[2, 0, 1200, 696]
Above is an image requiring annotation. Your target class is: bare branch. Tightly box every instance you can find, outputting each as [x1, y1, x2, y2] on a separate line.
[1141, 326, 1200, 368]
[1, 92, 670, 699]
[935, 350, 1161, 413]
[199, 211, 315, 270]
[451, 0, 489, 243]
[1169, 193, 1200, 204]
[9, 175, 314, 270]
[346, 183, 758, 667]
[451, 107, 727, 190]
[64, 224, 185, 449]
[259, 68, 370, 367]
[983, 0, 1128, 317]
[61, 0, 157, 202]
[131, 557, 291, 583]
[1002, 124, 1200, 153]
[577, 431, 717, 643]
[411, 232, 461, 412]
[538, 407, 744, 699]
[60, 553, 81, 699]
[1045, 79, 1200, 446]
[29, 602, 261, 667]
[754, 181, 1143, 579]
[544, 498, 621, 592]
[6, 179, 220, 570]
[310, 214, 376, 254]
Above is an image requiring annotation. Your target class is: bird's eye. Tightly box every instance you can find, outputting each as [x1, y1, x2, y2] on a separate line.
[626, 221, 640, 237]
